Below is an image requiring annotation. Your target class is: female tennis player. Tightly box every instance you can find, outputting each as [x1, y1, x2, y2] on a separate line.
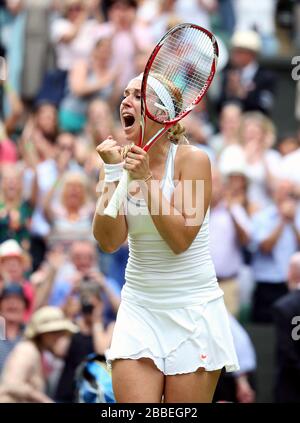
[93, 75, 239, 403]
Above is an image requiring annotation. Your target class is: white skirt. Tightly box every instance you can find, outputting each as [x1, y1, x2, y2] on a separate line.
[107, 296, 239, 375]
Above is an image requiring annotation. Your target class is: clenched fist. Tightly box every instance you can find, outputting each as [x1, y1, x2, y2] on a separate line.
[96, 136, 123, 164]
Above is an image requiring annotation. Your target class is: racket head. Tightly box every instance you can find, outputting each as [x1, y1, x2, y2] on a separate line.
[141, 23, 218, 126]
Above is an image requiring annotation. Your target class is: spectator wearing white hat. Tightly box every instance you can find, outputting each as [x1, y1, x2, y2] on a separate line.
[0, 306, 77, 403]
[232, 0, 279, 56]
[218, 30, 276, 115]
[0, 239, 34, 321]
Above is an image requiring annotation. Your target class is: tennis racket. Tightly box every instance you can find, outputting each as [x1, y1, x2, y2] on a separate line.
[104, 22, 218, 218]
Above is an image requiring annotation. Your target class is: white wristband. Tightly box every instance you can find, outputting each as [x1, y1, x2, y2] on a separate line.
[103, 162, 123, 182]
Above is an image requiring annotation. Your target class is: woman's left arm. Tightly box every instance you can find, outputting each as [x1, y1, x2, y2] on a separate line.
[127, 146, 212, 254]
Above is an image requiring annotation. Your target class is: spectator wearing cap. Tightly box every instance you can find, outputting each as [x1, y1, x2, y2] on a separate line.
[249, 180, 300, 323]
[218, 30, 276, 115]
[0, 306, 77, 403]
[0, 239, 34, 321]
[209, 168, 252, 316]
[0, 284, 27, 374]
[272, 252, 300, 403]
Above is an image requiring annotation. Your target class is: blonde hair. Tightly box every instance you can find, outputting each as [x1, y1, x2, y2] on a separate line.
[168, 122, 187, 144]
[239, 111, 276, 149]
[60, 171, 90, 208]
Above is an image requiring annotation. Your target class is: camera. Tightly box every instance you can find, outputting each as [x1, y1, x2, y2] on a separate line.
[81, 299, 95, 315]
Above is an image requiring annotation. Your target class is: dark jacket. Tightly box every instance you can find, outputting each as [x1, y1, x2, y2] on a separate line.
[272, 290, 300, 403]
[218, 65, 276, 115]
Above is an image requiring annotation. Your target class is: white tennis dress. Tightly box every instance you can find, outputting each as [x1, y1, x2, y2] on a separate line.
[107, 143, 239, 375]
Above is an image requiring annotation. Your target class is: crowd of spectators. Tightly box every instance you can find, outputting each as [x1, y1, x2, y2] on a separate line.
[0, 0, 300, 403]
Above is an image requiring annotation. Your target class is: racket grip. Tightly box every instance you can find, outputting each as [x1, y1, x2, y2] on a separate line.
[103, 170, 131, 218]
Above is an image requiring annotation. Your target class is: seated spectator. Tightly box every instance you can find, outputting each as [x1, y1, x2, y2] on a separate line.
[218, 30, 276, 115]
[272, 252, 300, 403]
[55, 283, 114, 403]
[0, 164, 36, 249]
[59, 36, 119, 133]
[0, 284, 27, 374]
[0, 306, 77, 403]
[249, 179, 300, 323]
[44, 171, 94, 249]
[0, 239, 33, 321]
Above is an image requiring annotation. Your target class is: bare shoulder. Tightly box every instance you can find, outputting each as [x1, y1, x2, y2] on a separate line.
[2, 341, 38, 380]
[10, 340, 39, 359]
[176, 144, 212, 179]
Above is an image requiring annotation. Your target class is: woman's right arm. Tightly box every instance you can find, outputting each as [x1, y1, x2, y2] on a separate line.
[92, 138, 128, 253]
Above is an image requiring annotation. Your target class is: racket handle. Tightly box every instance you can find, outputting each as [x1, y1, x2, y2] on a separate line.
[104, 170, 131, 218]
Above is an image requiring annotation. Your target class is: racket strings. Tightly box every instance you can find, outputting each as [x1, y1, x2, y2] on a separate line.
[146, 26, 216, 122]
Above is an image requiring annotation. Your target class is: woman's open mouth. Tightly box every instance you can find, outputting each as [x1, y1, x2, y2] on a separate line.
[123, 113, 136, 129]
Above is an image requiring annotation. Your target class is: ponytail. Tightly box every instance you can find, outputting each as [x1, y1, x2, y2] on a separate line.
[167, 122, 188, 144]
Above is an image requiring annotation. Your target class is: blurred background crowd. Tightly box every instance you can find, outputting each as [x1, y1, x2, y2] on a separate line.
[0, 0, 300, 404]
